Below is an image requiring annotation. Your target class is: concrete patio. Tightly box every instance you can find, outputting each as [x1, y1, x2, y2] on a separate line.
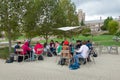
[0, 53, 120, 80]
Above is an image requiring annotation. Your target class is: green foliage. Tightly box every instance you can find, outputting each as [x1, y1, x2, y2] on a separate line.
[101, 25, 106, 30]
[59, 0, 79, 26]
[82, 33, 91, 37]
[115, 23, 120, 37]
[51, 0, 79, 38]
[115, 31, 120, 37]
[102, 32, 111, 35]
[0, 0, 23, 38]
[22, 0, 41, 39]
[0, 47, 14, 59]
[0, 32, 2, 38]
[0, 0, 79, 52]
[36, 0, 79, 42]
[81, 27, 91, 37]
[101, 17, 113, 30]
[108, 20, 119, 34]
[80, 19, 85, 26]
[0, 0, 26, 53]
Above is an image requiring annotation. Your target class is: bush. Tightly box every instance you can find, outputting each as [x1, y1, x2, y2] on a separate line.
[0, 32, 3, 38]
[82, 33, 91, 37]
[102, 32, 111, 35]
[0, 47, 14, 59]
[81, 27, 91, 37]
[115, 31, 120, 37]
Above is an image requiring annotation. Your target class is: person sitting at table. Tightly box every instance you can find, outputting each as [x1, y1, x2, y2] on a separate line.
[50, 40, 55, 54]
[32, 42, 44, 60]
[6, 42, 22, 63]
[56, 42, 62, 55]
[34, 42, 44, 55]
[73, 41, 89, 64]
[61, 40, 72, 58]
[14, 42, 21, 54]
[21, 41, 32, 57]
[75, 40, 82, 50]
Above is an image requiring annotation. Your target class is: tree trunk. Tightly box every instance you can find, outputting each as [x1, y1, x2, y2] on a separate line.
[45, 34, 48, 44]
[8, 31, 12, 54]
[43, 33, 48, 44]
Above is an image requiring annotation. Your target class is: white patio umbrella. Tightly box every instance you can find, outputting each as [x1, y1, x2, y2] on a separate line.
[58, 26, 80, 31]
[57, 26, 81, 41]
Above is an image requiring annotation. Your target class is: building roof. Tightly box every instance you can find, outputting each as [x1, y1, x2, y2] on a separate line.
[85, 20, 104, 24]
[85, 18, 120, 24]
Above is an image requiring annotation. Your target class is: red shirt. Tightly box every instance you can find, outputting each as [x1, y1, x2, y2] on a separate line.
[34, 43, 44, 55]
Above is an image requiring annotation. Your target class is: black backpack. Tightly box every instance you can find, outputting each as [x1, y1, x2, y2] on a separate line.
[58, 58, 66, 65]
[5, 57, 14, 63]
[38, 55, 44, 60]
[47, 52, 52, 57]
[93, 53, 98, 57]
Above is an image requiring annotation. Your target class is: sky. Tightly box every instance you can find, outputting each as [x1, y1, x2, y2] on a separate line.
[71, 0, 120, 21]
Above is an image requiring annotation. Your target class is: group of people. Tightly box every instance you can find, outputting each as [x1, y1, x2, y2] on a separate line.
[7, 40, 44, 62]
[7, 39, 93, 68]
[53, 39, 93, 70]
[43, 39, 93, 65]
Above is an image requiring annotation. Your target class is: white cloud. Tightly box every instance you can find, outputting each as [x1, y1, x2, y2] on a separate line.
[72, 0, 120, 20]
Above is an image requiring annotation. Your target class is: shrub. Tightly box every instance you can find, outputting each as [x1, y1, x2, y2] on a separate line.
[82, 33, 91, 37]
[102, 32, 111, 35]
[0, 47, 14, 59]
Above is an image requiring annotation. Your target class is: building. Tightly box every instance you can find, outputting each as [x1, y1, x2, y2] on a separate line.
[85, 18, 120, 35]
[85, 18, 104, 32]
[78, 9, 85, 24]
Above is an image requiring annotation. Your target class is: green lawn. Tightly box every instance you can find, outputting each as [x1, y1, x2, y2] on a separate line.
[74, 35, 120, 46]
[0, 47, 14, 59]
[0, 35, 119, 46]
[52, 35, 120, 46]
[19, 35, 120, 46]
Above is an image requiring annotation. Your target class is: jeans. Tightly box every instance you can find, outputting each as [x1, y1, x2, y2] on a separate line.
[73, 53, 84, 63]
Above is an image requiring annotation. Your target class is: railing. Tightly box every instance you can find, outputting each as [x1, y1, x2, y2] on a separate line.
[93, 45, 119, 55]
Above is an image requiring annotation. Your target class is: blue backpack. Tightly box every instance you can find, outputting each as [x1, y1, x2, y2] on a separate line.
[69, 58, 80, 70]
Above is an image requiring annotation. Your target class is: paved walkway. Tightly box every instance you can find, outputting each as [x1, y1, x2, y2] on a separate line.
[0, 53, 120, 80]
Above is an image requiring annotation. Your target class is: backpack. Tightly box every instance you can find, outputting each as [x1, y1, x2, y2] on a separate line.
[58, 58, 66, 65]
[69, 63, 80, 70]
[38, 55, 44, 60]
[93, 53, 98, 57]
[53, 51, 57, 56]
[47, 52, 52, 57]
[69, 58, 80, 70]
[5, 57, 14, 63]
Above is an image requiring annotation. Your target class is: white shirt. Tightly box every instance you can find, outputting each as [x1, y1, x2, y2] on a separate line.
[76, 45, 89, 58]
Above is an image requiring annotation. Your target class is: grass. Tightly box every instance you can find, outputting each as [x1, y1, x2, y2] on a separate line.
[90, 35, 120, 46]
[0, 47, 14, 59]
[21, 35, 120, 46]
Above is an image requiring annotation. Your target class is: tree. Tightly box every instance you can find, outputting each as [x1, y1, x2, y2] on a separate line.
[80, 19, 85, 26]
[52, 0, 79, 38]
[101, 17, 113, 30]
[34, 0, 59, 43]
[22, 0, 43, 40]
[0, 0, 24, 53]
[59, 0, 79, 26]
[115, 24, 120, 37]
[108, 20, 119, 34]
[81, 27, 91, 37]
[34, 0, 79, 43]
